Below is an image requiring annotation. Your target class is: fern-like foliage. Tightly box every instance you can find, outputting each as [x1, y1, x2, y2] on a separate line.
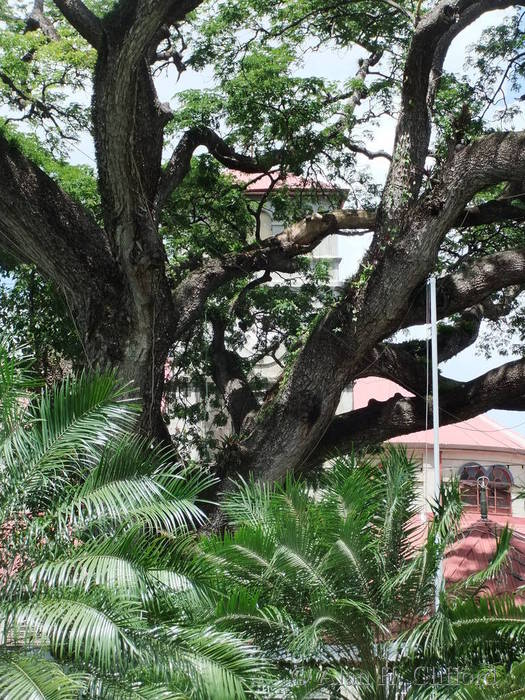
[2, 338, 524, 699]
[0, 340, 267, 699]
[200, 447, 525, 698]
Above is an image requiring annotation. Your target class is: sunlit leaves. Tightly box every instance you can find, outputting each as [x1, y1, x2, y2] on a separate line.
[0, 344, 264, 698]
[0, 1, 94, 147]
[0, 653, 85, 700]
[467, 8, 525, 124]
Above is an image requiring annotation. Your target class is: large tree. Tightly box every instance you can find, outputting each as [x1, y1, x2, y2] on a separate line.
[2, 0, 525, 485]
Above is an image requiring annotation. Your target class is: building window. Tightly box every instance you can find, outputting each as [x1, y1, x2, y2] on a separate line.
[458, 463, 512, 515]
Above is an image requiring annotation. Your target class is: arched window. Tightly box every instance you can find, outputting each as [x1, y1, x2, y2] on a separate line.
[458, 463, 485, 510]
[490, 465, 513, 514]
[458, 463, 512, 515]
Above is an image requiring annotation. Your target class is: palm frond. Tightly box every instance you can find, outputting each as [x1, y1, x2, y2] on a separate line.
[0, 652, 85, 699]
[0, 593, 141, 671]
[428, 477, 463, 546]
[30, 529, 207, 599]
[379, 446, 421, 570]
[213, 589, 299, 645]
[321, 451, 379, 518]
[0, 337, 37, 439]
[30, 553, 148, 595]
[49, 436, 211, 535]
[220, 477, 277, 529]
[402, 594, 525, 662]
[154, 625, 270, 699]
[451, 525, 513, 597]
[0, 372, 137, 514]
[327, 524, 374, 600]
[87, 678, 185, 700]
[401, 599, 458, 658]
[200, 526, 276, 586]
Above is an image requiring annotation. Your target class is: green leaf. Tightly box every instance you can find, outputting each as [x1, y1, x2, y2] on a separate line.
[0, 653, 85, 699]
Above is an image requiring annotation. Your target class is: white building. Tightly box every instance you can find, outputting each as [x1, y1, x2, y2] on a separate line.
[354, 376, 525, 597]
[230, 170, 346, 286]
[229, 170, 355, 405]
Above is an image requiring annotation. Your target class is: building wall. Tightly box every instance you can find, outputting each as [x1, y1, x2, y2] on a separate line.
[402, 445, 525, 518]
[257, 200, 342, 287]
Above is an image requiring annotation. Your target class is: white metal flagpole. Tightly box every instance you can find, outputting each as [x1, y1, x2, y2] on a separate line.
[429, 276, 443, 609]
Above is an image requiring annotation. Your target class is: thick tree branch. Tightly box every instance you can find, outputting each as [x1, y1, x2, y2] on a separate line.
[405, 306, 487, 361]
[233, 130, 525, 483]
[380, 0, 521, 225]
[26, 0, 59, 40]
[52, 0, 103, 48]
[308, 356, 525, 467]
[93, 0, 205, 255]
[359, 132, 525, 354]
[459, 197, 525, 227]
[481, 285, 522, 319]
[210, 317, 259, 434]
[230, 270, 272, 316]
[427, 0, 521, 109]
[0, 134, 130, 368]
[405, 248, 525, 326]
[361, 306, 483, 394]
[344, 141, 392, 162]
[380, 0, 464, 219]
[101, 0, 203, 54]
[397, 131, 525, 283]
[357, 343, 430, 396]
[172, 209, 374, 339]
[68, 0, 205, 439]
[156, 126, 286, 214]
[0, 134, 114, 291]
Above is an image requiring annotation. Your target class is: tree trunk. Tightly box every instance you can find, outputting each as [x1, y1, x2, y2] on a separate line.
[4, 0, 525, 485]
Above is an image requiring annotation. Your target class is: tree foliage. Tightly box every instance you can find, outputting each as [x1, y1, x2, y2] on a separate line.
[1, 0, 525, 481]
[0, 342, 266, 698]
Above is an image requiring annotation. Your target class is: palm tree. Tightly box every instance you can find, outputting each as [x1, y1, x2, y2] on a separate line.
[0, 340, 267, 699]
[4, 338, 525, 699]
[198, 448, 525, 699]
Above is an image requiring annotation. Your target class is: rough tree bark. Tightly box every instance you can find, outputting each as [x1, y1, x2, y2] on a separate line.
[2, 0, 525, 487]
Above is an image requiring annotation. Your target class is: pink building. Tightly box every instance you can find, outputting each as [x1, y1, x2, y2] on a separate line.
[353, 377, 525, 596]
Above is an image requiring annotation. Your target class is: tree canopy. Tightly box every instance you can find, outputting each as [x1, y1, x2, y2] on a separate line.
[1, 0, 525, 484]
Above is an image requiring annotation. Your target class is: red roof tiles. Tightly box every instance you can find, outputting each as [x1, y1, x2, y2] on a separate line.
[227, 169, 347, 201]
[444, 514, 525, 601]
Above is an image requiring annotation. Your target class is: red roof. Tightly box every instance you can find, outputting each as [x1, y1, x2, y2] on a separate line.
[409, 514, 525, 600]
[444, 514, 525, 601]
[353, 377, 525, 454]
[228, 169, 347, 200]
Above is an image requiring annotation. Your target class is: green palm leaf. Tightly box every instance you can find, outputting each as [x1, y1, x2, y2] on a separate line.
[0, 372, 137, 514]
[87, 679, 185, 700]
[0, 338, 37, 439]
[0, 653, 85, 700]
[51, 436, 211, 535]
[30, 553, 147, 594]
[30, 531, 211, 604]
[220, 477, 276, 529]
[0, 594, 141, 671]
[160, 626, 269, 700]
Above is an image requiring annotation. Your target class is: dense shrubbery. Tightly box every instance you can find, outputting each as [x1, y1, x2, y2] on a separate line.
[0, 342, 264, 698]
[2, 342, 525, 698]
